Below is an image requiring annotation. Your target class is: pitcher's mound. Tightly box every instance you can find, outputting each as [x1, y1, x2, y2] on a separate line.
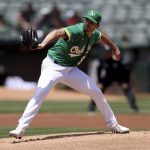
[1, 131, 150, 150]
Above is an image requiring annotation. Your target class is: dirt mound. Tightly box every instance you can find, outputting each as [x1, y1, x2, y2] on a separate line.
[1, 131, 150, 150]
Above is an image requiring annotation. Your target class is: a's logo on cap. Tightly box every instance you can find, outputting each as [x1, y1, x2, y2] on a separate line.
[88, 10, 95, 17]
[84, 10, 102, 23]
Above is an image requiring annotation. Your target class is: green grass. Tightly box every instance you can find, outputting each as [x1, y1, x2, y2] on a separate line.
[0, 97, 150, 138]
[0, 127, 101, 138]
[0, 100, 88, 113]
[0, 98, 150, 114]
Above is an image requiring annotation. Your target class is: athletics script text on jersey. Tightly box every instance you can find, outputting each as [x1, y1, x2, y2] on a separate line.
[69, 46, 85, 57]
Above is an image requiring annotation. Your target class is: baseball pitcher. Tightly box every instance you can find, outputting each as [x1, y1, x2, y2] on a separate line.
[10, 10, 130, 139]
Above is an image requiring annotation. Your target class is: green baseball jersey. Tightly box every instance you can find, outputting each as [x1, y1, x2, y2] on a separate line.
[48, 23, 101, 67]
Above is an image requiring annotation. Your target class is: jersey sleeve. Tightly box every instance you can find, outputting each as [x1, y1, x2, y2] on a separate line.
[63, 27, 71, 40]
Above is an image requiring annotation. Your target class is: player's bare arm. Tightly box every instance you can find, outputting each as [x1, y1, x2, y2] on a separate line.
[99, 33, 121, 61]
[37, 28, 67, 49]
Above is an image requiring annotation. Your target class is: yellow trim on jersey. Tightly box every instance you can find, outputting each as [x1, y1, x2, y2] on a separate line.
[64, 28, 71, 40]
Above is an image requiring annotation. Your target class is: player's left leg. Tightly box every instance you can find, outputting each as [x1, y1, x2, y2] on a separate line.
[62, 67, 130, 133]
[62, 67, 117, 128]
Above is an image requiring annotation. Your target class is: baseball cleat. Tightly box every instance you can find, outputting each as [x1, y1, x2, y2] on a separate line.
[111, 123, 130, 134]
[9, 127, 25, 139]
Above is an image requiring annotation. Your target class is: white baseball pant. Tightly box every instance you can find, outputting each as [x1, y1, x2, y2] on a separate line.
[18, 55, 117, 130]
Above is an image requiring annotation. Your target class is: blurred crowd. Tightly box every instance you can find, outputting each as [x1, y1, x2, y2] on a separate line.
[0, 1, 82, 41]
[0, 0, 146, 48]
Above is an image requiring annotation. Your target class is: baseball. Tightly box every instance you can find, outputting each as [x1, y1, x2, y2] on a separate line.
[112, 54, 117, 60]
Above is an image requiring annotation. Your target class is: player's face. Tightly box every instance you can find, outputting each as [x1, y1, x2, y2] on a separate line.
[84, 18, 100, 33]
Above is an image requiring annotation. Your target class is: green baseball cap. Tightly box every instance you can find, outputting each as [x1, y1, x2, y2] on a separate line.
[83, 10, 102, 24]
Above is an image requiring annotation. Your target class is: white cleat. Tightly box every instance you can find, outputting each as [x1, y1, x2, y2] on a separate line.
[9, 127, 25, 139]
[111, 124, 130, 134]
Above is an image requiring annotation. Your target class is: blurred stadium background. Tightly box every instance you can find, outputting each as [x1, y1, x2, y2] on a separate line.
[0, 0, 150, 92]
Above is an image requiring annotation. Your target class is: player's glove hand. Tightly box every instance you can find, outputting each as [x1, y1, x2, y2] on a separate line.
[20, 28, 39, 51]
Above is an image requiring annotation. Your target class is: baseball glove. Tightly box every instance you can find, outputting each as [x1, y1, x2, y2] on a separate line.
[20, 28, 39, 51]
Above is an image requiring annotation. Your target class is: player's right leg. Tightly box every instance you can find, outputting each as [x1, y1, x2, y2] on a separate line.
[9, 56, 69, 138]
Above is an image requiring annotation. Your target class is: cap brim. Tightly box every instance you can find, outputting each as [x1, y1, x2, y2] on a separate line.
[83, 16, 98, 24]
